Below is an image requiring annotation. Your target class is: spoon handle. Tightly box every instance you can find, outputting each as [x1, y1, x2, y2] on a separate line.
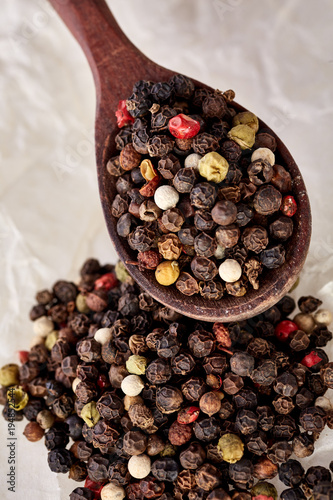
[48, 0, 149, 99]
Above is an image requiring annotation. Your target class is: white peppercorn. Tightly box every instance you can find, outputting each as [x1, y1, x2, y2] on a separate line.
[314, 309, 333, 326]
[101, 482, 125, 500]
[154, 185, 179, 210]
[251, 147, 275, 166]
[128, 454, 151, 479]
[184, 153, 202, 170]
[94, 328, 112, 345]
[219, 259, 242, 283]
[121, 375, 145, 396]
[33, 316, 54, 337]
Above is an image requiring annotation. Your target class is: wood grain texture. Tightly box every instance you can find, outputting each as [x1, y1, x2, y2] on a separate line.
[48, 0, 311, 322]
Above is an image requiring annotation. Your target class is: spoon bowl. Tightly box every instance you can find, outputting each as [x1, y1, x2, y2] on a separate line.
[49, 0, 311, 322]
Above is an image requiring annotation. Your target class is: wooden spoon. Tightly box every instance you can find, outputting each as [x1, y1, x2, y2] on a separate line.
[48, 0, 311, 322]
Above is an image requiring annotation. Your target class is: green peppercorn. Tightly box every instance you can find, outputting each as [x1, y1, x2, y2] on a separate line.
[45, 330, 59, 351]
[0, 364, 19, 387]
[126, 355, 147, 376]
[198, 152, 229, 183]
[251, 481, 278, 500]
[227, 124, 255, 150]
[76, 293, 90, 313]
[115, 261, 130, 282]
[81, 401, 100, 428]
[217, 433, 244, 463]
[7, 386, 29, 411]
[232, 111, 259, 132]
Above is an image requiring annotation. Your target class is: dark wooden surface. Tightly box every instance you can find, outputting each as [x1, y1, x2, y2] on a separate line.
[48, 0, 312, 322]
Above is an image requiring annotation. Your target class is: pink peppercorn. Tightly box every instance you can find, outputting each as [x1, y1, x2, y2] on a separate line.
[280, 195, 297, 217]
[115, 100, 134, 128]
[301, 350, 323, 368]
[168, 114, 200, 139]
[275, 320, 298, 342]
[94, 273, 118, 291]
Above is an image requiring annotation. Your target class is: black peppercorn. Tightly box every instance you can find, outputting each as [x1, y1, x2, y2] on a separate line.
[48, 448, 73, 473]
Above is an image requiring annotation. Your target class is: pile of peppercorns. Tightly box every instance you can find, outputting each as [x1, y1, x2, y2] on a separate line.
[1, 259, 333, 499]
[108, 74, 298, 299]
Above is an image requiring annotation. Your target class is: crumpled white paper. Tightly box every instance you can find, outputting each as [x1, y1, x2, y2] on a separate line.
[1, 0, 333, 498]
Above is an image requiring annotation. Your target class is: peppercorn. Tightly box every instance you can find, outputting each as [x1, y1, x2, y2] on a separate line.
[227, 125, 255, 150]
[251, 482, 277, 500]
[195, 463, 222, 492]
[70, 487, 95, 500]
[151, 457, 179, 482]
[199, 392, 222, 416]
[223, 372, 244, 395]
[23, 421, 44, 442]
[305, 466, 331, 488]
[253, 457, 278, 480]
[217, 433, 244, 463]
[48, 448, 73, 473]
[279, 460, 304, 488]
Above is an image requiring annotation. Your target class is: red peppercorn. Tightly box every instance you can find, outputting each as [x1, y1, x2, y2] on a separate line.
[252, 496, 275, 500]
[84, 478, 105, 499]
[138, 250, 162, 270]
[115, 100, 135, 128]
[97, 374, 109, 389]
[168, 114, 200, 139]
[301, 350, 323, 368]
[94, 273, 118, 291]
[280, 195, 297, 217]
[139, 175, 160, 197]
[177, 406, 200, 424]
[275, 320, 298, 342]
[18, 351, 29, 364]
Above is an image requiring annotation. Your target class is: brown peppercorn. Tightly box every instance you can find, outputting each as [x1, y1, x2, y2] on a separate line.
[194, 232, 217, 258]
[107, 155, 125, 176]
[192, 133, 219, 155]
[128, 403, 154, 429]
[171, 352, 196, 376]
[108, 364, 129, 389]
[320, 362, 333, 388]
[253, 185, 282, 215]
[251, 360, 277, 386]
[242, 226, 268, 253]
[181, 377, 207, 402]
[253, 457, 278, 480]
[123, 430, 148, 456]
[211, 201, 237, 226]
[69, 461, 87, 482]
[247, 159, 273, 185]
[299, 406, 326, 432]
[158, 234, 182, 260]
[173, 167, 197, 193]
[292, 433, 314, 458]
[271, 164, 292, 193]
[158, 154, 181, 179]
[191, 256, 218, 281]
[92, 419, 120, 454]
[146, 434, 165, 457]
[223, 372, 244, 395]
[146, 359, 172, 385]
[147, 135, 174, 157]
[76, 338, 101, 363]
[139, 200, 162, 222]
[96, 392, 124, 420]
[267, 441, 293, 464]
[112, 194, 129, 218]
[199, 392, 222, 416]
[218, 185, 241, 204]
[23, 421, 44, 442]
[169, 420, 192, 446]
[269, 216, 293, 241]
[176, 272, 199, 296]
[179, 442, 206, 470]
[70, 440, 93, 461]
[190, 183, 217, 209]
[202, 93, 228, 118]
[199, 280, 224, 300]
[273, 395, 295, 414]
[156, 386, 183, 414]
[161, 209, 185, 233]
[195, 463, 222, 492]
[188, 331, 216, 358]
[216, 225, 240, 248]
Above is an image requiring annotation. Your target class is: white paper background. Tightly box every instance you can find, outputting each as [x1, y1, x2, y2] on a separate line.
[1, 0, 333, 498]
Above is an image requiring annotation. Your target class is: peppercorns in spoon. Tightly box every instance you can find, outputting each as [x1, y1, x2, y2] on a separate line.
[48, 0, 311, 322]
